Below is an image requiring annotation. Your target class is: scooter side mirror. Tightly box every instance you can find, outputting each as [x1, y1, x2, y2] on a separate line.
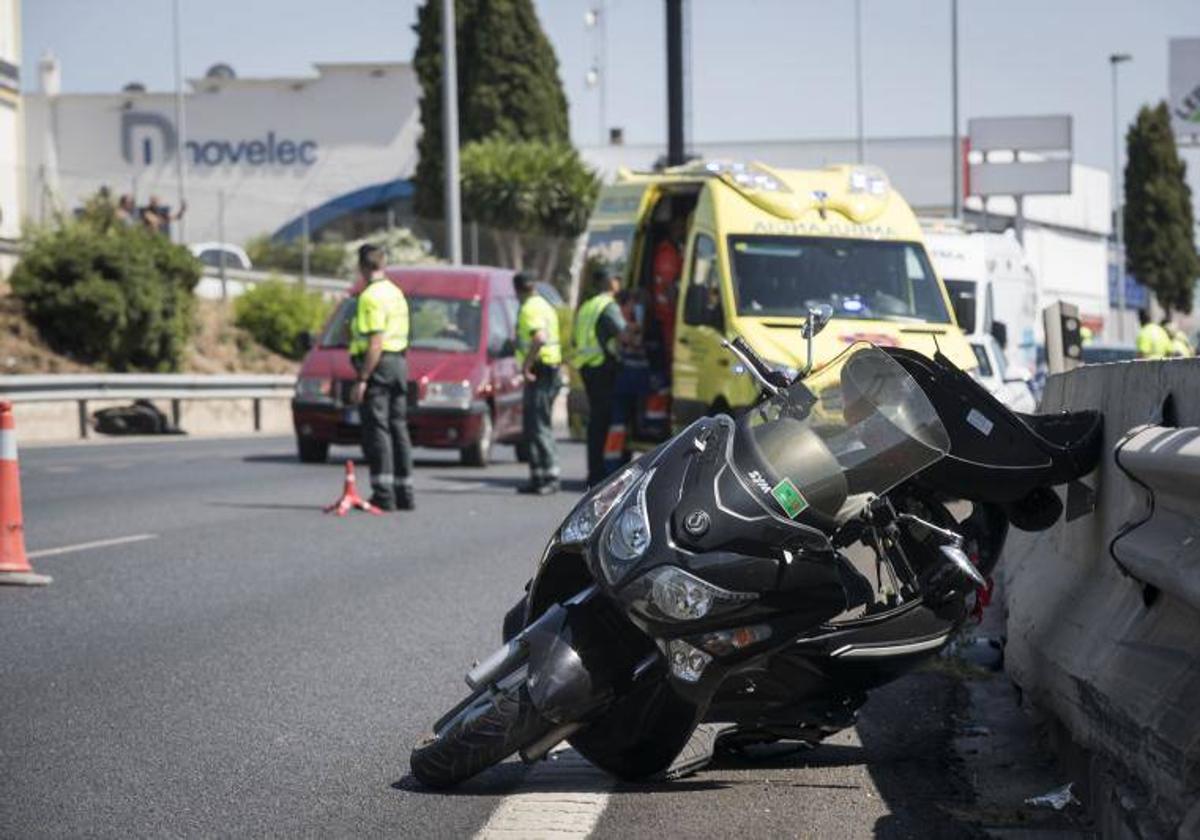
[802, 304, 835, 339]
[798, 304, 836, 378]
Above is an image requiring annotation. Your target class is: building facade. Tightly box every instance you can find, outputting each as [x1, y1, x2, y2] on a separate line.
[0, 0, 22, 250]
[22, 58, 421, 247]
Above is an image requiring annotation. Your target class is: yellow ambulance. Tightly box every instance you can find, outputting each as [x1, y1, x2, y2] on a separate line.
[575, 159, 975, 445]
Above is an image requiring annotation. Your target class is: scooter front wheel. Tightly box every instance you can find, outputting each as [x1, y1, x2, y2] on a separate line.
[410, 668, 555, 789]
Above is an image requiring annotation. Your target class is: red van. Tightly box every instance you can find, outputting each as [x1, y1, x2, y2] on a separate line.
[291, 266, 527, 466]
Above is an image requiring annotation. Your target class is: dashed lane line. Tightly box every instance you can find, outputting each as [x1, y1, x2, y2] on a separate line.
[474, 747, 612, 839]
[28, 533, 159, 559]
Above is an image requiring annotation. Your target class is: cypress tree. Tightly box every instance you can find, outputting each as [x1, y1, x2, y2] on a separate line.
[1123, 102, 1200, 315]
[412, 0, 570, 220]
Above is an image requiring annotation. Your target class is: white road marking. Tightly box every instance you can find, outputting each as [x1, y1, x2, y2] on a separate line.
[474, 747, 612, 840]
[42, 465, 81, 474]
[28, 533, 158, 559]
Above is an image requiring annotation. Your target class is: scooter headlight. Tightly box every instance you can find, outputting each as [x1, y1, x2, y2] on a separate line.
[607, 505, 650, 563]
[560, 462, 644, 544]
[625, 566, 757, 622]
[597, 468, 656, 583]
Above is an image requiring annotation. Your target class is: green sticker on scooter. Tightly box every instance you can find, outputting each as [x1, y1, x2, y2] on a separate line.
[771, 477, 809, 519]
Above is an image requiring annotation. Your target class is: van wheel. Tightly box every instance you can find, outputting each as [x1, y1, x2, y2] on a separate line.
[461, 412, 493, 467]
[297, 437, 329, 464]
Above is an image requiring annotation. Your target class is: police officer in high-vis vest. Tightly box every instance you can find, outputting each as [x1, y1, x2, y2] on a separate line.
[573, 268, 627, 487]
[1136, 308, 1172, 360]
[513, 272, 562, 495]
[350, 244, 414, 511]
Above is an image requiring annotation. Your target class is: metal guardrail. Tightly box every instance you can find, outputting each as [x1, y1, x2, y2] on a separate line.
[0, 373, 295, 439]
[198, 266, 351, 300]
[1112, 423, 1200, 611]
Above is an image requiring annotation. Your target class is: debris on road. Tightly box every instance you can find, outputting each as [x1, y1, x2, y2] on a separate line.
[1025, 782, 1080, 811]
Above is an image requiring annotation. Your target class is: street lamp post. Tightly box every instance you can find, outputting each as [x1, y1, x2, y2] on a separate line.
[1110, 52, 1132, 341]
[442, 0, 463, 265]
[171, 0, 188, 243]
[585, 5, 607, 146]
[854, 0, 864, 164]
[950, 0, 960, 219]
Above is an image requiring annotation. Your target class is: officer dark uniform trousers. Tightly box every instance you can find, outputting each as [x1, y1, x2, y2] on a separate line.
[573, 289, 627, 487]
[516, 288, 562, 493]
[350, 272, 414, 510]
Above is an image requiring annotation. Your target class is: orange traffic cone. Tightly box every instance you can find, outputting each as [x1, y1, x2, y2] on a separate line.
[0, 402, 52, 586]
[324, 460, 382, 516]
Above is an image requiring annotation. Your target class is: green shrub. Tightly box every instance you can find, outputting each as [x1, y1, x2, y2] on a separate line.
[233, 280, 332, 360]
[244, 235, 346, 277]
[341, 228, 438, 275]
[10, 216, 200, 371]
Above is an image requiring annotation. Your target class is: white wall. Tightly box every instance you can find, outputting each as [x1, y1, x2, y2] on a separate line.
[22, 62, 420, 246]
[1023, 225, 1110, 337]
[0, 0, 22, 244]
[0, 103, 20, 242]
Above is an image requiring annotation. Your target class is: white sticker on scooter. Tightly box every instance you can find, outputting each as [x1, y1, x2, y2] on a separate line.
[966, 409, 994, 436]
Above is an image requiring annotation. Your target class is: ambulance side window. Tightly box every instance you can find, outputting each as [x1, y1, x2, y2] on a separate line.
[684, 233, 723, 330]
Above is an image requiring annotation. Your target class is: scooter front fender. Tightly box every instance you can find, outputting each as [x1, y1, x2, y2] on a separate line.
[524, 588, 616, 724]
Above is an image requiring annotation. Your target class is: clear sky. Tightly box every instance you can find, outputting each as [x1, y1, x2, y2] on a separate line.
[18, 0, 1200, 177]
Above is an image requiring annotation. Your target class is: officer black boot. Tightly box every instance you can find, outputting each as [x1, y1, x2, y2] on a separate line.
[369, 492, 397, 512]
[395, 484, 415, 511]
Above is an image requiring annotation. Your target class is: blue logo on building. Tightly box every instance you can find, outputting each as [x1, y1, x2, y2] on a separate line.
[120, 111, 317, 167]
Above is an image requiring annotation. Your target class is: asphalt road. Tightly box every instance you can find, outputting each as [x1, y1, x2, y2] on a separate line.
[2, 434, 989, 839]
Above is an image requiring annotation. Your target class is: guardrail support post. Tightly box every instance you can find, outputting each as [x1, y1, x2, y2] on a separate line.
[77, 400, 89, 439]
[253, 398, 262, 432]
[171, 399, 182, 431]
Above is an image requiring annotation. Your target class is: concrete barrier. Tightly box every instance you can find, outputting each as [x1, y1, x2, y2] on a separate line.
[1000, 358, 1200, 838]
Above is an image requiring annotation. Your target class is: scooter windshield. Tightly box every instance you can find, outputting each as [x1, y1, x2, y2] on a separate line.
[732, 343, 950, 530]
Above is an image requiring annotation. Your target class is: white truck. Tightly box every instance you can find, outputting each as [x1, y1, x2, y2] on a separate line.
[924, 227, 1038, 412]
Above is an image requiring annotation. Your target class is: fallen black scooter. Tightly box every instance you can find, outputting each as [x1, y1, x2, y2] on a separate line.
[410, 311, 1101, 787]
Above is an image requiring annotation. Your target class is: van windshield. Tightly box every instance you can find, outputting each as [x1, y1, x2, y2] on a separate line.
[728, 236, 952, 324]
[320, 294, 483, 353]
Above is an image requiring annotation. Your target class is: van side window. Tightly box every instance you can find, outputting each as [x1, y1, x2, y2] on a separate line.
[488, 299, 512, 356]
[502, 297, 520, 332]
[684, 233, 722, 329]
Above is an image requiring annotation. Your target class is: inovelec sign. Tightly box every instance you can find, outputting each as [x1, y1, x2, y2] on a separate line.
[120, 111, 317, 167]
[189, 133, 316, 166]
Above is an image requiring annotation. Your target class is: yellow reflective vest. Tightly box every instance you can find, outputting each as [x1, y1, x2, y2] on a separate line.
[516, 294, 562, 366]
[572, 292, 614, 369]
[1136, 322, 1171, 359]
[350, 278, 409, 356]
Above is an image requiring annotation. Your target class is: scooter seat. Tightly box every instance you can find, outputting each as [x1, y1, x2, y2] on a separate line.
[883, 348, 1102, 504]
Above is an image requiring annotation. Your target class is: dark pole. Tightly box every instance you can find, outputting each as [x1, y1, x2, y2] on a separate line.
[666, 0, 684, 166]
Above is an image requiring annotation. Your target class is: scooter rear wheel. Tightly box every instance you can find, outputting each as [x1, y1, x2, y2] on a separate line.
[410, 669, 554, 789]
